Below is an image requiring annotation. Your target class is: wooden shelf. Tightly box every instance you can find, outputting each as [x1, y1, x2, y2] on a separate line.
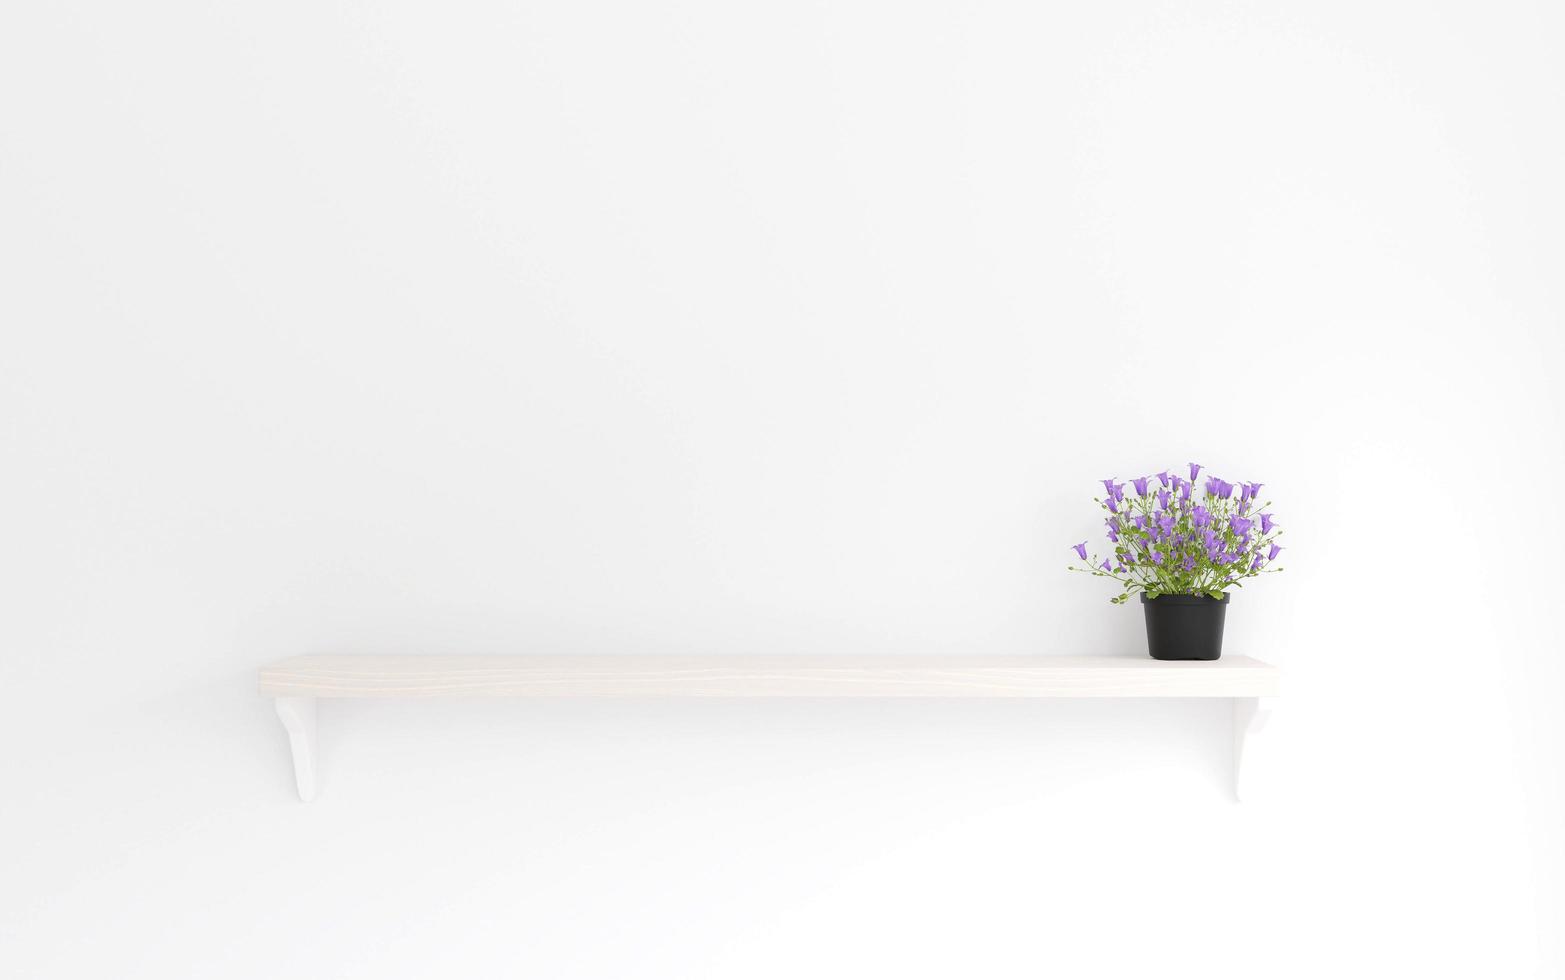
[260, 654, 1278, 802]
[262, 654, 1277, 698]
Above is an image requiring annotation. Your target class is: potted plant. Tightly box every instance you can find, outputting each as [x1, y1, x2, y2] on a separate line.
[1066, 463, 1283, 660]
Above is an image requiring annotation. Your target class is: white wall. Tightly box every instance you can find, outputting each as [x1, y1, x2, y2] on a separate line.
[3, 1, 1562, 976]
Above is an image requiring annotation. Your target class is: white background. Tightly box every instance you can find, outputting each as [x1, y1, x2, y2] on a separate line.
[3, 1, 1562, 977]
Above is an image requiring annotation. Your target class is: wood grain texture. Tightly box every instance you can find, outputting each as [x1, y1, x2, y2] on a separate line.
[259, 654, 1280, 699]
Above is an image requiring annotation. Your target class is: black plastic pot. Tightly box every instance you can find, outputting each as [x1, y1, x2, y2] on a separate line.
[1140, 593, 1229, 661]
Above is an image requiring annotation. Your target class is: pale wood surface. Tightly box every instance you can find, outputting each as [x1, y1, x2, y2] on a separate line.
[259, 654, 1280, 699]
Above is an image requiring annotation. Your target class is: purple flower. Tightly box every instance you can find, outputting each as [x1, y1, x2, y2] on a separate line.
[1077, 469, 1282, 604]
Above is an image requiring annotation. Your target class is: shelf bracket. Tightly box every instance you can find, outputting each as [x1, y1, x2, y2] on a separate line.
[274, 696, 318, 802]
[1232, 696, 1273, 802]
